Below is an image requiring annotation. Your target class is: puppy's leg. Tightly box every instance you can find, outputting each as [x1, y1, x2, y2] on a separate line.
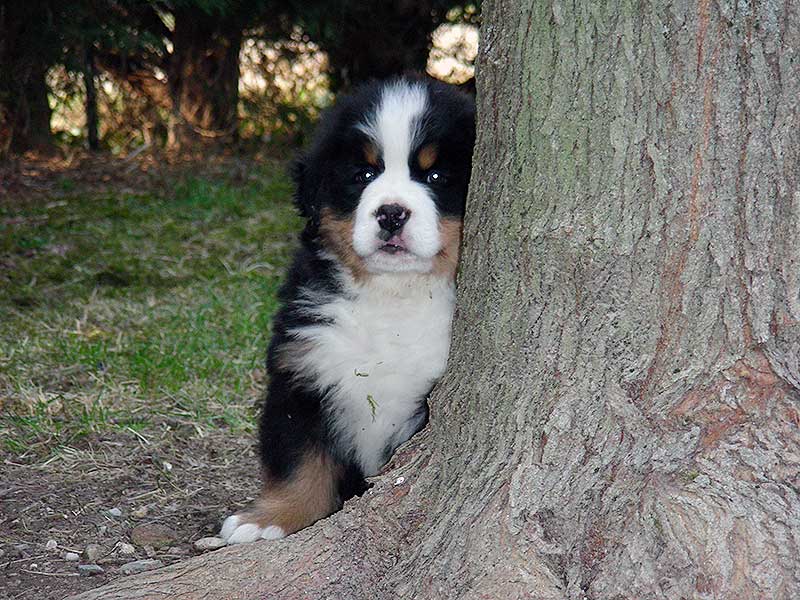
[220, 447, 341, 543]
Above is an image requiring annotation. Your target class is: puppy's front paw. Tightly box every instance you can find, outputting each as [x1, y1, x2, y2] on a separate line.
[219, 514, 286, 544]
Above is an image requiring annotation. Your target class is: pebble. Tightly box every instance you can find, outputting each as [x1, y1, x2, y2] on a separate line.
[131, 524, 177, 549]
[131, 506, 149, 518]
[78, 564, 105, 577]
[64, 552, 80, 562]
[121, 559, 163, 575]
[45, 540, 58, 551]
[85, 543, 102, 562]
[107, 507, 123, 518]
[118, 542, 136, 555]
[695, 474, 711, 486]
[193, 537, 226, 551]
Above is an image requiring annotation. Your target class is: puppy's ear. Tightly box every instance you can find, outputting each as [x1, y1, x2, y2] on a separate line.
[291, 154, 320, 222]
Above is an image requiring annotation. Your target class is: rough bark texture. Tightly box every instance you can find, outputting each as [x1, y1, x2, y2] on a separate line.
[71, 0, 800, 598]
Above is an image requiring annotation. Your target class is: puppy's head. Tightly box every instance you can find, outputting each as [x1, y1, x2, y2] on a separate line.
[294, 77, 475, 278]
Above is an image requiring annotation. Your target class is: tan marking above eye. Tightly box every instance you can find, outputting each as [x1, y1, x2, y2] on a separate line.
[363, 142, 380, 167]
[417, 144, 438, 170]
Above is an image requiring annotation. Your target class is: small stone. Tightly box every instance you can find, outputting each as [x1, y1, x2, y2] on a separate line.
[131, 524, 177, 549]
[120, 559, 163, 575]
[45, 540, 58, 551]
[193, 537, 226, 551]
[695, 474, 711, 486]
[0, 548, 5, 559]
[29, 563, 38, 569]
[85, 544, 102, 562]
[107, 507, 123, 518]
[118, 543, 136, 555]
[78, 564, 105, 577]
[131, 506, 148, 519]
[64, 552, 80, 562]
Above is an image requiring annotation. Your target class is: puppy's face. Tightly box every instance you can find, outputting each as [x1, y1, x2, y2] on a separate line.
[294, 79, 475, 277]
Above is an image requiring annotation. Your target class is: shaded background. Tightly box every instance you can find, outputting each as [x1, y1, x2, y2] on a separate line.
[1, 0, 479, 157]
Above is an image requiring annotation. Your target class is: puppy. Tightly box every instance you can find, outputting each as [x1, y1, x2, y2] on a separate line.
[220, 77, 475, 543]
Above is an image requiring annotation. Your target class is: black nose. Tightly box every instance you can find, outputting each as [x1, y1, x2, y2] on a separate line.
[375, 204, 410, 238]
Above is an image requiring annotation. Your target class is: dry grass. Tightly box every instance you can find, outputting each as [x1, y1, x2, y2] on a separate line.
[0, 154, 303, 599]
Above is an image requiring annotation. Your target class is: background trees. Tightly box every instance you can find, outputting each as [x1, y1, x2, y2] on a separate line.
[0, 0, 479, 156]
[288, 0, 478, 91]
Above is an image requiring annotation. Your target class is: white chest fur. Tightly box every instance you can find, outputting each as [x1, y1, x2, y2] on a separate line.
[290, 273, 455, 475]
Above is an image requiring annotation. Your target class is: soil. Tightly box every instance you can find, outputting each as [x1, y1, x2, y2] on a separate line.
[0, 427, 259, 600]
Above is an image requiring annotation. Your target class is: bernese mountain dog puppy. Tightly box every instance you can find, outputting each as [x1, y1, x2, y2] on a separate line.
[219, 77, 475, 543]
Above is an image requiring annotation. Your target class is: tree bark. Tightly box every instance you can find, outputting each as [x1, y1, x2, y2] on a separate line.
[71, 0, 800, 598]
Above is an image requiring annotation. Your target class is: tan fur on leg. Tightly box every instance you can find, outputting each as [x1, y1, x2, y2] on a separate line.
[243, 449, 342, 535]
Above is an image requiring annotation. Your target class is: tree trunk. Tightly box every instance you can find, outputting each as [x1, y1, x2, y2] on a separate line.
[0, 2, 52, 156]
[167, 9, 242, 147]
[0, 1, 55, 155]
[70, 0, 800, 598]
[8, 61, 53, 154]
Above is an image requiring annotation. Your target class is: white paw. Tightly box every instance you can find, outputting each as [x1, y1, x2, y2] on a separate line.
[261, 525, 285, 540]
[219, 514, 286, 544]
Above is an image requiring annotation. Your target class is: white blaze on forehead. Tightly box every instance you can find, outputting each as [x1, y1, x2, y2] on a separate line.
[359, 81, 428, 172]
[352, 81, 440, 273]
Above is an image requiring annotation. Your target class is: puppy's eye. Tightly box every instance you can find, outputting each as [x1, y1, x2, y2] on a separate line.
[426, 170, 447, 185]
[355, 168, 376, 184]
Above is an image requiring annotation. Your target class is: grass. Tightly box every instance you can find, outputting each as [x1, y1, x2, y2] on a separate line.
[0, 163, 303, 459]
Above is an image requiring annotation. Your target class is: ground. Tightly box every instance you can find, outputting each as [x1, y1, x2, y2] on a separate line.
[0, 151, 302, 599]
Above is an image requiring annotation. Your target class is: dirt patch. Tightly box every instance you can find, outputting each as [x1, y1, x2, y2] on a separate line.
[0, 147, 286, 208]
[0, 425, 262, 599]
